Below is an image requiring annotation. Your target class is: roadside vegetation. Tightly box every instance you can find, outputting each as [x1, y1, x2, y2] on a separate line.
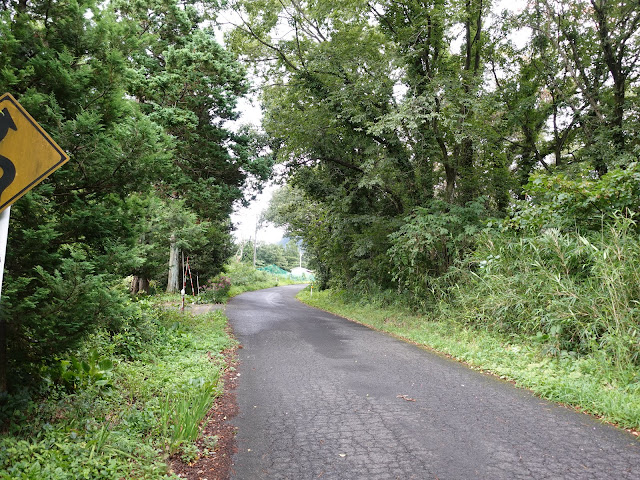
[298, 212, 640, 432]
[223, 259, 310, 298]
[2, 0, 640, 475]
[0, 1, 286, 477]
[0, 260, 305, 478]
[170, 260, 311, 306]
[0, 300, 234, 479]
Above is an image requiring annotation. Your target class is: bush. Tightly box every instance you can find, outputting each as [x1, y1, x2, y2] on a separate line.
[224, 261, 279, 296]
[1, 248, 139, 391]
[387, 198, 488, 306]
[511, 163, 640, 233]
[0, 307, 233, 479]
[225, 261, 273, 287]
[198, 275, 231, 304]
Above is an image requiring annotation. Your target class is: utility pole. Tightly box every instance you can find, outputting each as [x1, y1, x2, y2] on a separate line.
[252, 213, 265, 268]
[253, 218, 258, 268]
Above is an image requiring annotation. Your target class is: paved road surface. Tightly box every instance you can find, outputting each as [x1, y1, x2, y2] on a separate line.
[225, 285, 639, 479]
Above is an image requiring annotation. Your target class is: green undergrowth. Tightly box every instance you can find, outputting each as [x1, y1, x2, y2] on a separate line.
[167, 262, 309, 306]
[224, 262, 308, 298]
[159, 262, 310, 308]
[297, 288, 640, 432]
[0, 306, 234, 479]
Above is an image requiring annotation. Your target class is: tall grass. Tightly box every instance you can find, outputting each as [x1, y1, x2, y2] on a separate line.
[455, 218, 640, 370]
[159, 376, 220, 454]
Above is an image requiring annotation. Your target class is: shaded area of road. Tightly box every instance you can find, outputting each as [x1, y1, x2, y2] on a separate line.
[225, 285, 639, 479]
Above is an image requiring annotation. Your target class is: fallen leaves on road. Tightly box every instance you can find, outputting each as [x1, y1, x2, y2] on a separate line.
[397, 394, 416, 402]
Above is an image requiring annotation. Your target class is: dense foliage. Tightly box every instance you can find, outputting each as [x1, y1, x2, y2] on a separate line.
[231, 0, 640, 369]
[235, 238, 305, 270]
[0, 303, 232, 479]
[0, 0, 270, 391]
[1, 0, 639, 456]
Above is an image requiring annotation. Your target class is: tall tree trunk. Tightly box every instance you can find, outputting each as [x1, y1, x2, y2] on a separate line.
[458, 137, 476, 205]
[252, 238, 257, 268]
[167, 235, 180, 293]
[456, 0, 483, 205]
[130, 276, 150, 294]
[592, 0, 627, 161]
[436, 132, 456, 202]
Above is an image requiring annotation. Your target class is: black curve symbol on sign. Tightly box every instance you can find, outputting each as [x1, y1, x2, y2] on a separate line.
[0, 107, 17, 201]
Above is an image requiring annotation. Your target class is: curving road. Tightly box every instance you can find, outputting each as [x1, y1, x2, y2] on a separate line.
[225, 285, 639, 479]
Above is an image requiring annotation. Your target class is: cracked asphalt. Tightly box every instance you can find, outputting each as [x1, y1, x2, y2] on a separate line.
[225, 285, 639, 479]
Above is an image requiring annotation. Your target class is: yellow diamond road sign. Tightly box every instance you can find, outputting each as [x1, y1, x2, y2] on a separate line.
[0, 93, 69, 213]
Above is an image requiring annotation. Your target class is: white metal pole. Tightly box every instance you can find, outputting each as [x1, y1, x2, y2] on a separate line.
[0, 206, 10, 299]
[0, 206, 10, 393]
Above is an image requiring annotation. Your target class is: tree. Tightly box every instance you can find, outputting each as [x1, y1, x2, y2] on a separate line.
[229, 0, 502, 289]
[0, 0, 269, 390]
[256, 243, 286, 268]
[520, 0, 640, 174]
[115, 0, 272, 289]
[0, 0, 175, 387]
[229, 0, 640, 300]
[283, 240, 304, 270]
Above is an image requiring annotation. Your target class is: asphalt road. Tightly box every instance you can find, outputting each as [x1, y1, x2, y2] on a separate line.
[225, 285, 639, 479]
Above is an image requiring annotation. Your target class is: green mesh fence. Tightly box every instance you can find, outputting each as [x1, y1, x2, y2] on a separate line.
[258, 264, 290, 276]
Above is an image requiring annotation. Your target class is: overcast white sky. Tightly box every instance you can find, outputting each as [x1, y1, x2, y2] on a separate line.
[231, 183, 285, 244]
[226, 92, 287, 244]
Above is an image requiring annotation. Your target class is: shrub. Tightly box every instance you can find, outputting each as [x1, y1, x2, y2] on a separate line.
[55, 350, 114, 392]
[387, 198, 488, 306]
[510, 163, 640, 233]
[1, 247, 139, 391]
[198, 275, 231, 304]
[0, 309, 231, 479]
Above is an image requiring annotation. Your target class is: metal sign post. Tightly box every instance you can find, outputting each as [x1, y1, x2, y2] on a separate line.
[0, 206, 9, 392]
[0, 206, 9, 298]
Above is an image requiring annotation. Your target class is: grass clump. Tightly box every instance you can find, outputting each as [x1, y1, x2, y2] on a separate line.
[159, 377, 219, 456]
[0, 305, 234, 479]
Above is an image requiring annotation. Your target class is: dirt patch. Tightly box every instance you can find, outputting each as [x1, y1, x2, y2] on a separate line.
[186, 303, 225, 315]
[169, 344, 239, 479]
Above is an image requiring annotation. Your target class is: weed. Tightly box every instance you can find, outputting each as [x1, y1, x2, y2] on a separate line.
[56, 349, 114, 392]
[298, 285, 640, 430]
[160, 376, 219, 454]
[0, 308, 232, 479]
[178, 442, 200, 464]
